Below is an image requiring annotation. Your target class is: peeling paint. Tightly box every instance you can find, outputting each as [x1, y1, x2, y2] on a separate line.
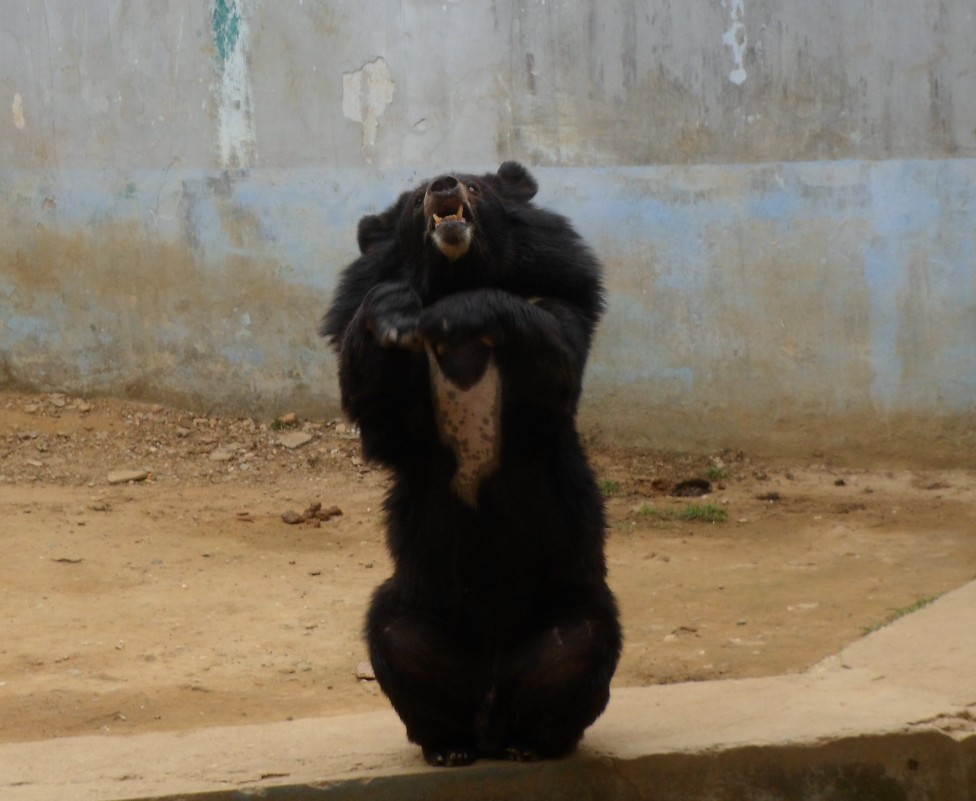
[11, 92, 25, 130]
[212, 0, 241, 66]
[723, 0, 748, 85]
[212, 0, 257, 168]
[342, 57, 395, 153]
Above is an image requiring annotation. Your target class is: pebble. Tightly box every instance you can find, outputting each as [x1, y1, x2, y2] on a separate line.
[279, 412, 298, 425]
[278, 431, 313, 450]
[356, 661, 376, 681]
[107, 469, 149, 485]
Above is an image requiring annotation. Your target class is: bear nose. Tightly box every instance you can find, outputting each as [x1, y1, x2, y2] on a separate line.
[429, 175, 459, 195]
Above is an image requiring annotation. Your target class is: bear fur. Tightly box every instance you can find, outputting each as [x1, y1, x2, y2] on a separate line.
[320, 162, 621, 767]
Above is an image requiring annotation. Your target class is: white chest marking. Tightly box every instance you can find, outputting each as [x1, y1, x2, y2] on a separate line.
[429, 352, 501, 507]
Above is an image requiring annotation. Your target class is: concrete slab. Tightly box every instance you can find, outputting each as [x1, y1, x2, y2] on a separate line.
[3, 580, 975, 801]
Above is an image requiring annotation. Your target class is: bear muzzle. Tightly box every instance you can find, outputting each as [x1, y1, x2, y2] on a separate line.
[424, 175, 474, 262]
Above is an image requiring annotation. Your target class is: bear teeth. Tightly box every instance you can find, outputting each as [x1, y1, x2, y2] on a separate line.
[432, 205, 465, 227]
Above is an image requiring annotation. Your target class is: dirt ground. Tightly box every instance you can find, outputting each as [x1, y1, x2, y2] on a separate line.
[1, 390, 974, 745]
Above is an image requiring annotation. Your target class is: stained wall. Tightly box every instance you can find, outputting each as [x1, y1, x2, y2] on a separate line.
[2, 1, 974, 461]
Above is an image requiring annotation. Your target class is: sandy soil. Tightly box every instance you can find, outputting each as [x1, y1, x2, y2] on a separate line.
[1, 391, 974, 744]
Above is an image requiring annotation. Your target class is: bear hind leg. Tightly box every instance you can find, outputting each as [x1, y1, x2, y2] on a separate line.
[367, 591, 485, 766]
[481, 612, 621, 761]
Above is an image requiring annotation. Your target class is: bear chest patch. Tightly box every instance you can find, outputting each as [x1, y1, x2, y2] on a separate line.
[428, 342, 501, 508]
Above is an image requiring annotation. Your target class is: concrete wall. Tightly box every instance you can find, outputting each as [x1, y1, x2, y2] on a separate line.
[2, 1, 974, 462]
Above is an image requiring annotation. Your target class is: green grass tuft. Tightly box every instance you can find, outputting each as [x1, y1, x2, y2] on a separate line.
[863, 594, 941, 634]
[636, 503, 728, 523]
[679, 503, 728, 523]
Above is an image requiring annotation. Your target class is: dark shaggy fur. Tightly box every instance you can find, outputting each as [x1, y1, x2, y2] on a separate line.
[320, 162, 621, 767]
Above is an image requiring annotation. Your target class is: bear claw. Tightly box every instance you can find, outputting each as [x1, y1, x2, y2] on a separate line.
[423, 746, 478, 767]
[504, 746, 541, 763]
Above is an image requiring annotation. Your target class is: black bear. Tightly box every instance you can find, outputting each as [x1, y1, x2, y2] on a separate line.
[320, 162, 621, 767]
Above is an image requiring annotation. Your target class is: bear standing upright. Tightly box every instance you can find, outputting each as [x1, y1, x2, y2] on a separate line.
[321, 162, 621, 767]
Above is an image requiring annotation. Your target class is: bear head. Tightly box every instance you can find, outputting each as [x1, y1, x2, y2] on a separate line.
[391, 161, 540, 299]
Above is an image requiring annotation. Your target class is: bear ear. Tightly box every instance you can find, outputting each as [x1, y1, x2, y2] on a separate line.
[356, 191, 410, 253]
[356, 214, 389, 254]
[495, 161, 538, 202]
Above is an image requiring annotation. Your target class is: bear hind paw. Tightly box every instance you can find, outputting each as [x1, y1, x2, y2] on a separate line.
[422, 745, 478, 768]
[504, 745, 542, 763]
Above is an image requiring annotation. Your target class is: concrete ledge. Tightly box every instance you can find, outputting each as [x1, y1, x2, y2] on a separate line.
[4, 581, 975, 801]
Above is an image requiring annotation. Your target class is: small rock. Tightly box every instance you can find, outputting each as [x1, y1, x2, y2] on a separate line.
[76, 402, 93, 413]
[209, 449, 235, 462]
[356, 661, 376, 681]
[278, 431, 313, 450]
[107, 469, 149, 485]
[279, 412, 298, 425]
[174, 427, 191, 438]
[281, 510, 305, 525]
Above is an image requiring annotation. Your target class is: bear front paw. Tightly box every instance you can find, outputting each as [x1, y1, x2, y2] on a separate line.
[362, 282, 423, 350]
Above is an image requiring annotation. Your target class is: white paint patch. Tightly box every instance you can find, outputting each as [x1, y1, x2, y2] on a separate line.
[429, 351, 501, 508]
[722, 0, 748, 85]
[342, 57, 395, 152]
[214, 0, 257, 168]
[11, 92, 25, 130]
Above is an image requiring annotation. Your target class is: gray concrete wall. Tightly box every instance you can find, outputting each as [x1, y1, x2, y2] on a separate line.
[2, 1, 974, 462]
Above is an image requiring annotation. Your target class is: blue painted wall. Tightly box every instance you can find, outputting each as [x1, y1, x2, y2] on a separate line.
[1, 1, 974, 462]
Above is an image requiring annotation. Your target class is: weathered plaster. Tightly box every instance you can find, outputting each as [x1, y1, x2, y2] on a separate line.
[1, 1, 974, 461]
[342, 57, 395, 155]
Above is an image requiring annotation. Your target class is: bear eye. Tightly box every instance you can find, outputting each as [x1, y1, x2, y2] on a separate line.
[467, 183, 479, 195]
[414, 193, 424, 208]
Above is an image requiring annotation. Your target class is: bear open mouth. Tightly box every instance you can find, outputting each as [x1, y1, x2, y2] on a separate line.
[432, 205, 465, 228]
[427, 202, 473, 260]
[423, 177, 475, 261]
